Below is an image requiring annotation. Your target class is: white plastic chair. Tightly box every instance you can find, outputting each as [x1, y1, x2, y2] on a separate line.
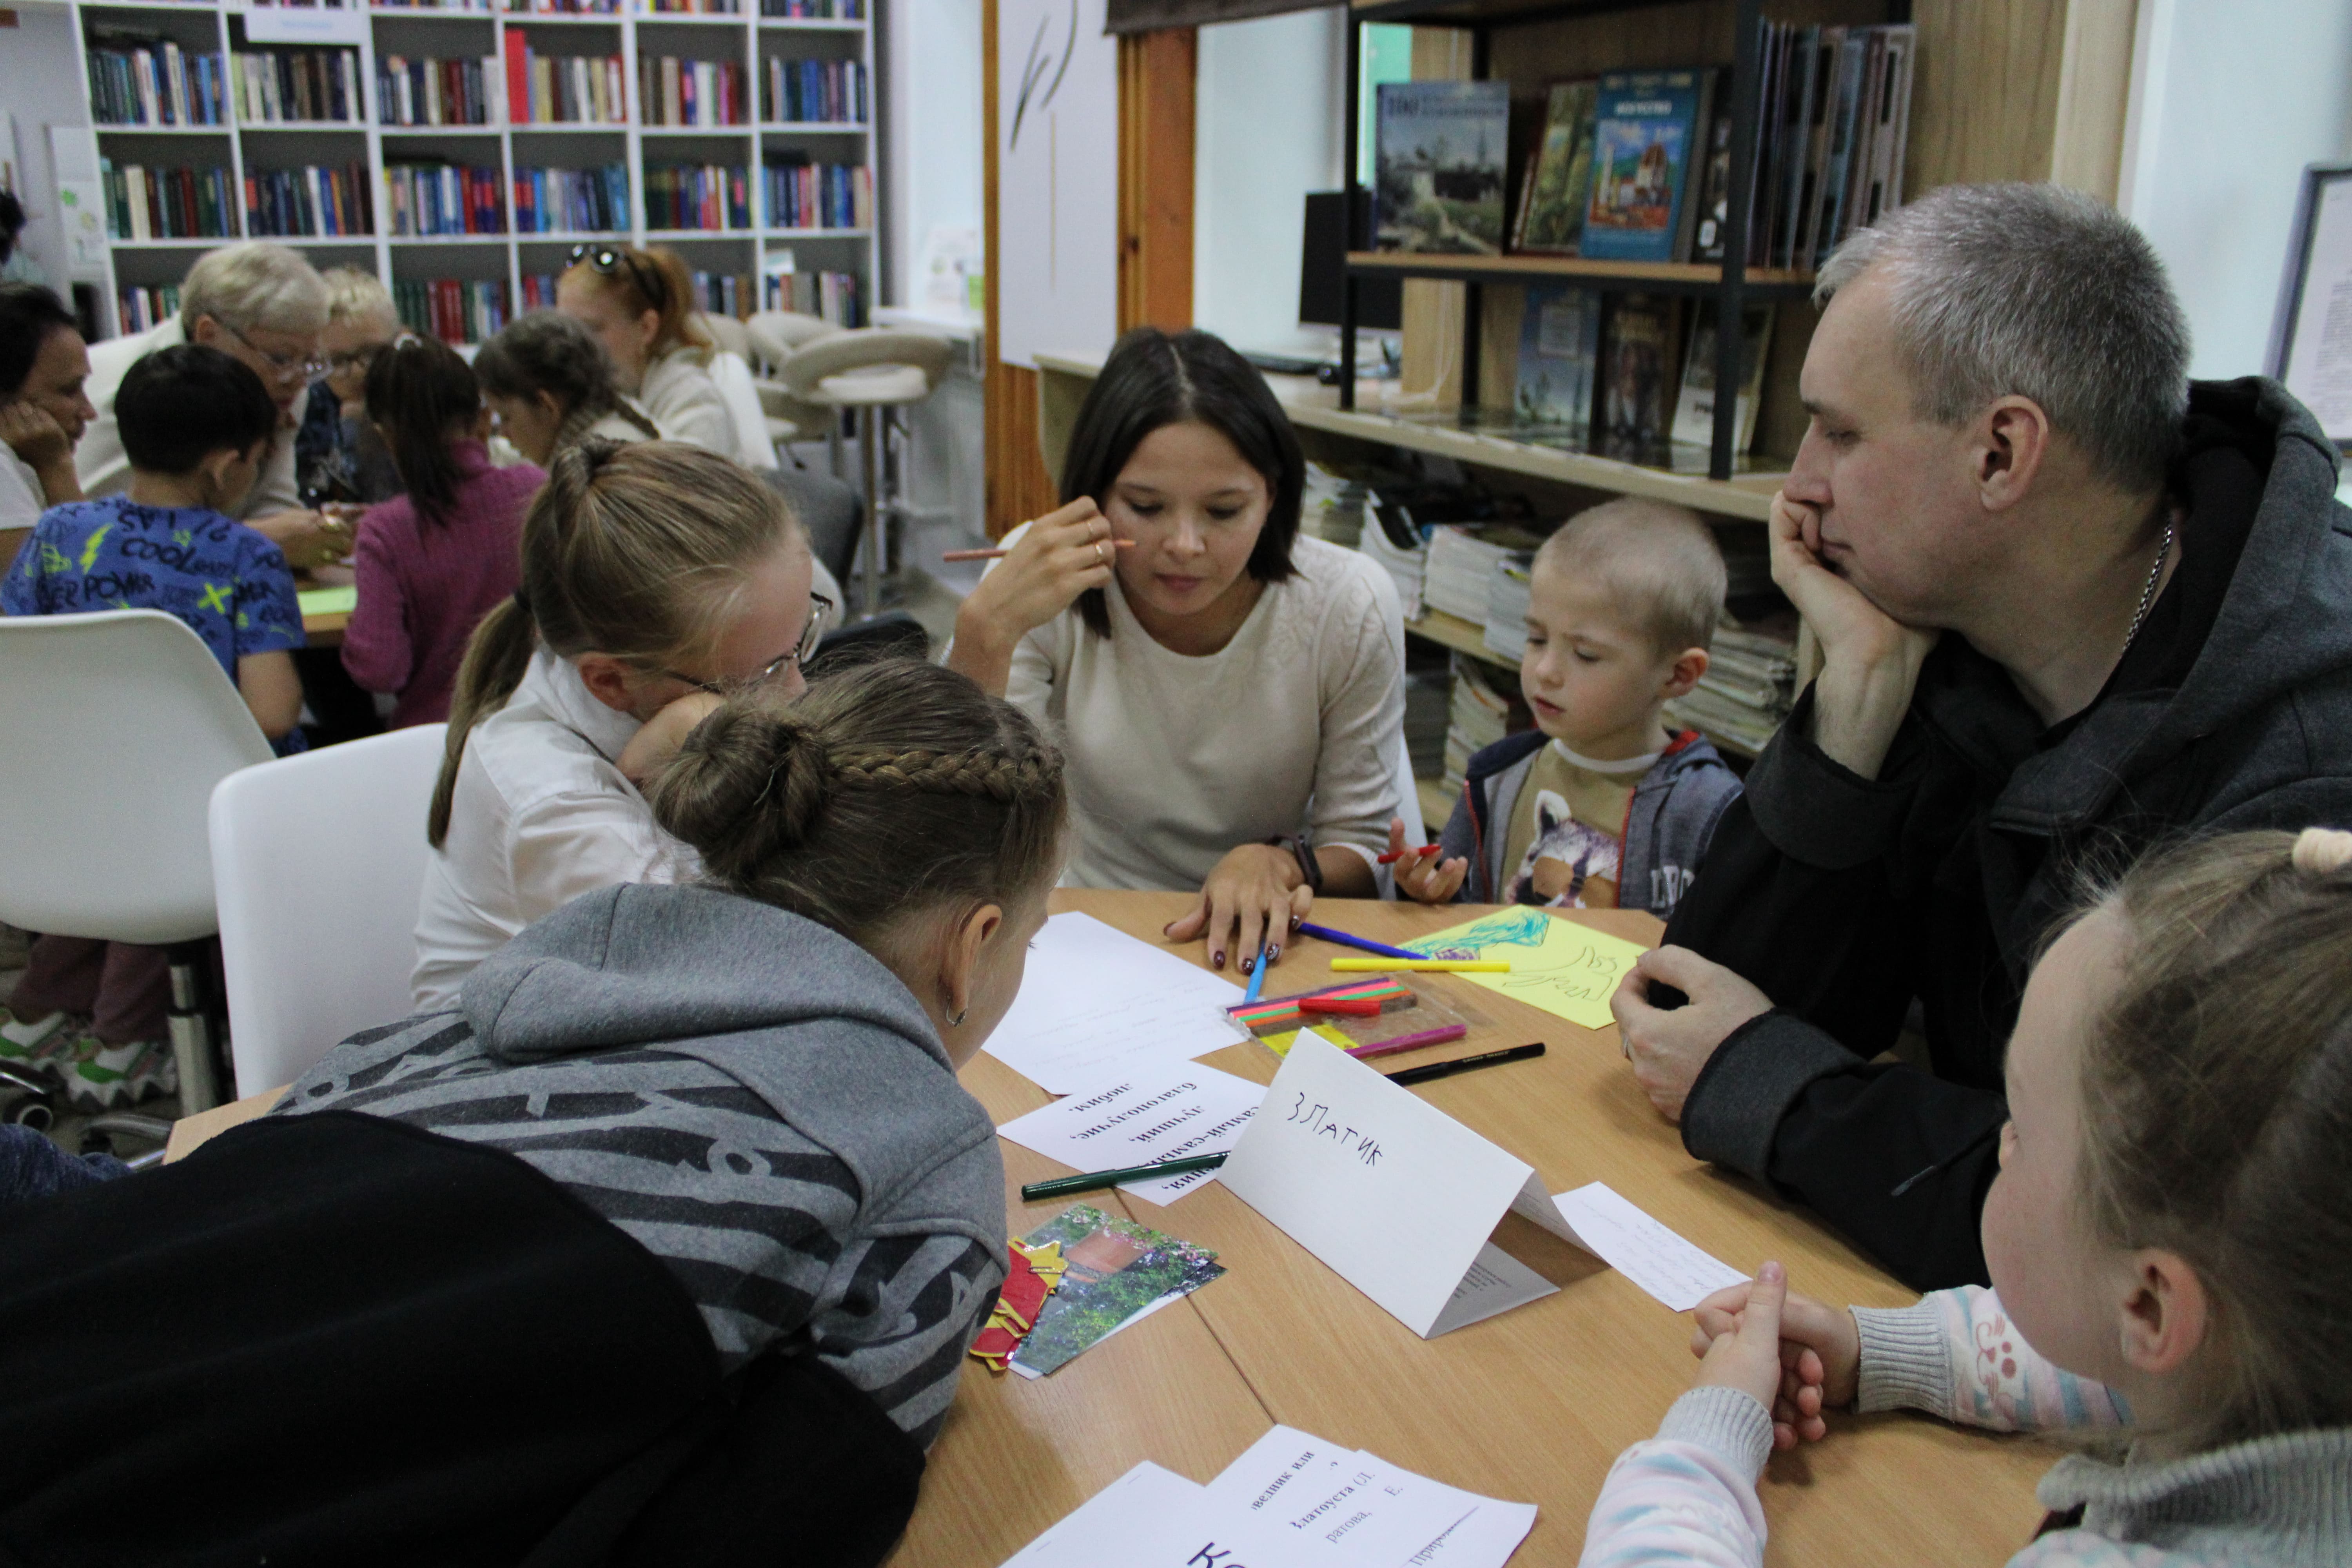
[208, 722, 447, 1099]
[0, 610, 274, 1112]
[708, 348, 782, 472]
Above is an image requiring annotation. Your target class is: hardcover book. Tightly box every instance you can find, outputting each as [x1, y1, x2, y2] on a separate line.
[1514, 285, 1602, 430]
[1580, 70, 1713, 264]
[1670, 301, 1774, 450]
[1375, 80, 1511, 255]
[1515, 80, 1599, 256]
[1599, 293, 1681, 457]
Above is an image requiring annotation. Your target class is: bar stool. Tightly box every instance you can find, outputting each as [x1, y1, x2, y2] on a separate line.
[777, 329, 955, 617]
[745, 311, 847, 459]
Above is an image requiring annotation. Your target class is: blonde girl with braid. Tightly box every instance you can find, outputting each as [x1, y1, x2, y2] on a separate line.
[1581, 827, 2352, 1568]
[410, 438, 828, 1010]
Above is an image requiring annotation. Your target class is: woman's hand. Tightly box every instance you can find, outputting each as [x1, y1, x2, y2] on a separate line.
[1164, 843, 1315, 974]
[619, 690, 722, 786]
[0, 399, 73, 475]
[944, 497, 1121, 695]
[1689, 1267, 1860, 1450]
[1386, 818, 1466, 904]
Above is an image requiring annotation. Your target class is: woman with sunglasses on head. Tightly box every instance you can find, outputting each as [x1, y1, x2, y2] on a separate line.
[340, 335, 546, 729]
[411, 439, 829, 1010]
[555, 244, 735, 455]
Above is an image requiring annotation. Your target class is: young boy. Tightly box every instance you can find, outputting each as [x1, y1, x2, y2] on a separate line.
[0, 343, 305, 1107]
[1398, 497, 1741, 918]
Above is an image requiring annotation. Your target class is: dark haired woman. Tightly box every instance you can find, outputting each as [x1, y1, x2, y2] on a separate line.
[946, 325, 1406, 975]
[341, 334, 544, 726]
[474, 309, 661, 468]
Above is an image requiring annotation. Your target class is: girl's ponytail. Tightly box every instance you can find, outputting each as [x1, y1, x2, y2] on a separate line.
[363, 334, 480, 530]
[425, 438, 805, 849]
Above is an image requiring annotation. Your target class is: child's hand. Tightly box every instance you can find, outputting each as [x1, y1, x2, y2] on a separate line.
[619, 690, 724, 785]
[1689, 1268, 1860, 1449]
[1385, 818, 1466, 904]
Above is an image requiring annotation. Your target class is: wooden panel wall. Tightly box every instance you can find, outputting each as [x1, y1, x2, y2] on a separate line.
[1120, 27, 1197, 332]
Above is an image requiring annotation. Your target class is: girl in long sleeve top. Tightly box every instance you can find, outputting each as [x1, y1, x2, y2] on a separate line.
[1579, 828, 2352, 1568]
[341, 335, 543, 726]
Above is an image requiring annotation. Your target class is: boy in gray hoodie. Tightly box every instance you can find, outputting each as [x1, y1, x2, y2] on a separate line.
[1400, 498, 1742, 920]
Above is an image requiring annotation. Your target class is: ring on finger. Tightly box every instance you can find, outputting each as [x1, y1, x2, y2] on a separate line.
[1095, 541, 1108, 566]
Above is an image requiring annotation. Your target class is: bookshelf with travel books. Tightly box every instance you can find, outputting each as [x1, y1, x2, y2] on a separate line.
[1337, 0, 1916, 491]
[67, 0, 878, 347]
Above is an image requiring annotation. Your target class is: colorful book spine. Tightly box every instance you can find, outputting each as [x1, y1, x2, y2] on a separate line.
[759, 264, 861, 326]
[99, 160, 239, 240]
[383, 162, 506, 236]
[394, 279, 513, 346]
[374, 55, 498, 126]
[762, 58, 866, 123]
[245, 161, 374, 237]
[86, 45, 229, 127]
[758, 0, 863, 17]
[638, 56, 749, 126]
[511, 164, 630, 233]
[760, 160, 870, 230]
[642, 164, 750, 231]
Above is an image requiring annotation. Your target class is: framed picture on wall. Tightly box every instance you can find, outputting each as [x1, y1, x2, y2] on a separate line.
[2269, 163, 2352, 453]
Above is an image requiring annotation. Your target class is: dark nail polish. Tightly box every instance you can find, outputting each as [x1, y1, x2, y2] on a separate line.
[1267, 944, 1281, 963]
[1241, 955, 1256, 975]
[1212, 951, 1225, 969]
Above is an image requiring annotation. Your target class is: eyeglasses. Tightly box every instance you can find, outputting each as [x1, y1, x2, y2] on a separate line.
[223, 321, 328, 383]
[567, 243, 668, 311]
[662, 593, 833, 696]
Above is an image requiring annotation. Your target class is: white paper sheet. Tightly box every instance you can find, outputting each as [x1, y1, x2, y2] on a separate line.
[1551, 1181, 1749, 1311]
[994, 1461, 1273, 1568]
[1217, 1036, 1562, 1338]
[1206, 1426, 1474, 1567]
[1427, 1242, 1561, 1337]
[983, 911, 1247, 1093]
[996, 1062, 1267, 1203]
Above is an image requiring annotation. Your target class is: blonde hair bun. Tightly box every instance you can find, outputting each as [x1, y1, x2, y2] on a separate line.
[2291, 827, 2352, 876]
[657, 700, 833, 876]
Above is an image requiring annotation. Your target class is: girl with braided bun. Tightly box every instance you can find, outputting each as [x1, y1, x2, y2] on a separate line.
[412, 437, 829, 1010]
[1580, 827, 2352, 1568]
[0, 660, 1061, 1561]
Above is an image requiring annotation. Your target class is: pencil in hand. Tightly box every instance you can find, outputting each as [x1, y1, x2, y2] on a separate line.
[941, 539, 1140, 563]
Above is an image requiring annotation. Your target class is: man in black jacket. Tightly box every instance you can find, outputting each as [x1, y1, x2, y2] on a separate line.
[1610, 182, 2352, 1291]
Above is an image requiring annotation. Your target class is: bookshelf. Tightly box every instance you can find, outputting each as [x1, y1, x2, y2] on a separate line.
[64, 0, 878, 344]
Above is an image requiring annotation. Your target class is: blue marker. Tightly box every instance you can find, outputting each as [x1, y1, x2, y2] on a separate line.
[1241, 941, 1271, 1004]
[1295, 921, 1422, 961]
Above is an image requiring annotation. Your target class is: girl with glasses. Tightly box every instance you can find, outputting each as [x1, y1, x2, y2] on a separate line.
[412, 439, 824, 1011]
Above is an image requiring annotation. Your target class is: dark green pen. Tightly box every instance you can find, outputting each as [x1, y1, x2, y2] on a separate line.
[1022, 1153, 1228, 1203]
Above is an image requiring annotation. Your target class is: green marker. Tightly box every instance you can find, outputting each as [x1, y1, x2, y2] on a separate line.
[1020, 1153, 1230, 1203]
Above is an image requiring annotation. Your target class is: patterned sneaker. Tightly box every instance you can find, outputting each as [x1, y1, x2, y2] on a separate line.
[62, 1036, 178, 1110]
[0, 1008, 73, 1075]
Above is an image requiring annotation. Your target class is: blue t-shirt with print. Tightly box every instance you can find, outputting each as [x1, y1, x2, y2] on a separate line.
[3, 494, 309, 753]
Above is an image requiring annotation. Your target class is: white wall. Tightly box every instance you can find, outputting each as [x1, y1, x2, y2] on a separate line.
[1192, 7, 1344, 358]
[885, 0, 985, 312]
[0, 5, 94, 299]
[2121, 0, 2352, 380]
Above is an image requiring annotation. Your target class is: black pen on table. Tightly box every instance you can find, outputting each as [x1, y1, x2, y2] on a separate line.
[1017, 1043, 1547, 1201]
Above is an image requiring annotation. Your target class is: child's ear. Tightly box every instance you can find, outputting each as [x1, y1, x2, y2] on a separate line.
[572, 652, 644, 714]
[1660, 645, 1709, 700]
[938, 901, 1006, 1026]
[2115, 1248, 2210, 1377]
[536, 389, 564, 421]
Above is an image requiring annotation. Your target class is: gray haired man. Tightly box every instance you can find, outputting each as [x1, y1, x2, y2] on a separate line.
[1610, 182, 2352, 1290]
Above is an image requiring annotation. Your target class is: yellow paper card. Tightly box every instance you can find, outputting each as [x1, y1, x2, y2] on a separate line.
[298, 584, 358, 617]
[1260, 1024, 1357, 1059]
[1404, 908, 1651, 1030]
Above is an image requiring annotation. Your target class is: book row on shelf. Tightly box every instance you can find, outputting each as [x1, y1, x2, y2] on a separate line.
[116, 285, 184, 335]
[238, 48, 365, 125]
[512, 163, 630, 232]
[379, 54, 498, 127]
[86, 38, 229, 128]
[1375, 20, 1916, 271]
[395, 277, 513, 345]
[764, 57, 864, 123]
[761, 264, 857, 323]
[384, 162, 505, 237]
[1509, 289, 1773, 460]
[505, 39, 626, 125]
[239, 0, 866, 15]
[640, 56, 750, 127]
[762, 160, 868, 231]
[644, 163, 750, 230]
[100, 162, 238, 241]
[247, 162, 374, 239]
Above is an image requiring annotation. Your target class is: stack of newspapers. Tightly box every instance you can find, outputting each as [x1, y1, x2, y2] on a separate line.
[1666, 622, 1798, 756]
[1443, 655, 1523, 795]
[1358, 518, 1427, 619]
[1300, 462, 1369, 548]
[1422, 524, 1546, 623]
[1482, 552, 1535, 662]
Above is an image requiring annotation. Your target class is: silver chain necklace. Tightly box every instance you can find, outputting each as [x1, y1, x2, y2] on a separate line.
[2120, 522, 2176, 659]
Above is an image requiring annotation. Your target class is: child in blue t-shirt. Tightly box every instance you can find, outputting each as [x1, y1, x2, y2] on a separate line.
[0, 344, 303, 1107]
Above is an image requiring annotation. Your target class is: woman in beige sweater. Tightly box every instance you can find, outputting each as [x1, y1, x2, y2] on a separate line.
[947, 327, 1405, 980]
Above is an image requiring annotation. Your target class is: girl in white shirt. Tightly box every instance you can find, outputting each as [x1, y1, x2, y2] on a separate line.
[947, 326, 1405, 981]
[412, 439, 827, 1009]
[554, 244, 736, 455]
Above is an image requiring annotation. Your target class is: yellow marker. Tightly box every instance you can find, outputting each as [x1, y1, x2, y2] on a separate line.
[1330, 958, 1511, 973]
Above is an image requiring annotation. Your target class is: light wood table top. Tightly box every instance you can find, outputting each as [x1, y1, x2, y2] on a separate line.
[891, 891, 2051, 1568]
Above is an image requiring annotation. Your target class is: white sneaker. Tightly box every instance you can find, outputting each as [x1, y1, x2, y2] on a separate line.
[62, 1036, 178, 1109]
[0, 1008, 72, 1073]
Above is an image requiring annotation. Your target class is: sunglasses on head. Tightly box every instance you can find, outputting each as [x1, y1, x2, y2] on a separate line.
[567, 244, 667, 310]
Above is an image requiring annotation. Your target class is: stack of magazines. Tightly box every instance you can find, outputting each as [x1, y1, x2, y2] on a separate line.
[1299, 463, 1370, 549]
[1444, 656, 1527, 796]
[1483, 553, 1534, 663]
[1358, 518, 1426, 620]
[1666, 622, 1798, 757]
[1423, 524, 1547, 623]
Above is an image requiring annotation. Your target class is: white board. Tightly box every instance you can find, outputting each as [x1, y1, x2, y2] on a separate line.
[994, 0, 1118, 370]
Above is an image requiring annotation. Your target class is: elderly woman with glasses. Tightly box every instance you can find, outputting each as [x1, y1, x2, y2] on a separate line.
[75, 241, 351, 568]
[554, 243, 737, 455]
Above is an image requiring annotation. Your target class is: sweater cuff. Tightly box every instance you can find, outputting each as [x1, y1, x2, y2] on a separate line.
[1853, 1301, 1953, 1416]
[1656, 1386, 1775, 1482]
[1680, 1011, 1860, 1185]
[1743, 688, 1918, 872]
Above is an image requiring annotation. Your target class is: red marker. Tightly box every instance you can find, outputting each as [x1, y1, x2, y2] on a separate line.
[1299, 995, 1383, 1016]
[1376, 844, 1444, 866]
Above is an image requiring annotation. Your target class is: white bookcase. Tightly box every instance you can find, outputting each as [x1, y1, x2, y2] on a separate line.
[64, 0, 877, 342]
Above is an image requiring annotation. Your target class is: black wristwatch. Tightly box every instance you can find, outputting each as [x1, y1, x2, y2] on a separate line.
[1265, 833, 1323, 894]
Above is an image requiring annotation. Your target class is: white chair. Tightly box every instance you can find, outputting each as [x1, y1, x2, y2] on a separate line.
[694, 310, 751, 361]
[777, 329, 955, 617]
[745, 310, 847, 455]
[208, 723, 447, 1099]
[708, 348, 782, 472]
[0, 610, 274, 1113]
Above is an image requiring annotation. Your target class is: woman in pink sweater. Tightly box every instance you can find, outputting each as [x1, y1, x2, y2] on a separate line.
[342, 336, 544, 727]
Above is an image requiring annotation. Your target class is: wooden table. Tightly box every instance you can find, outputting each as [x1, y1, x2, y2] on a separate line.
[891, 891, 2051, 1567]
